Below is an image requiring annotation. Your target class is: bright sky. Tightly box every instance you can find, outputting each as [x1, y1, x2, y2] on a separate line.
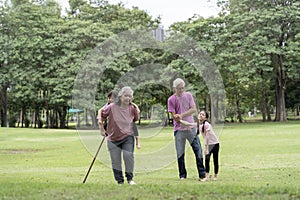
[57, 0, 220, 29]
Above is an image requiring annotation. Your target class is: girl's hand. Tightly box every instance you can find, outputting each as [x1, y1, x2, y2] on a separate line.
[131, 102, 140, 113]
[205, 148, 209, 155]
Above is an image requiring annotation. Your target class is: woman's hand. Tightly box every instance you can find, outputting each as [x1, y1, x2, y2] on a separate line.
[99, 121, 106, 136]
[100, 128, 106, 136]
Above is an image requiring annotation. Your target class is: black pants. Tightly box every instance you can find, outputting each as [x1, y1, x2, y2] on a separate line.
[205, 143, 220, 174]
[107, 136, 134, 184]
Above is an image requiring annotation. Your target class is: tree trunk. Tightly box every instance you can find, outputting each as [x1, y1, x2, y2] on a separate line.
[214, 95, 219, 123]
[266, 93, 272, 121]
[272, 54, 287, 121]
[85, 109, 88, 126]
[35, 107, 43, 128]
[58, 106, 67, 128]
[49, 109, 55, 128]
[34, 108, 41, 128]
[261, 85, 272, 121]
[21, 109, 24, 127]
[90, 109, 96, 128]
[1, 85, 8, 127]
[44, 90, 51, 128]
[260, 70, 267, 122]
[236, 98, 243, 123]
[261, 89, 267, 122]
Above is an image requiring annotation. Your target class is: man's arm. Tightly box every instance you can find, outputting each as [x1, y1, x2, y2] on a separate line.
[178, 105, 196, 119]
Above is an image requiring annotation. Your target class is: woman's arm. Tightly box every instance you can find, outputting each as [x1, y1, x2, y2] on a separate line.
[100, 104, 111, 136]
[97, 108, 103, 124]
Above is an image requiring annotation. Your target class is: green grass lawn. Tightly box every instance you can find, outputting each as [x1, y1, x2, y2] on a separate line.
[0, 121, 299, 200]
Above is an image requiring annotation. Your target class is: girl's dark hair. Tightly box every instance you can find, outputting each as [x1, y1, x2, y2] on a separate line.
[204, 111, 209, 119]
[107, 90, 117, 98]
[201, 110, 209, 133]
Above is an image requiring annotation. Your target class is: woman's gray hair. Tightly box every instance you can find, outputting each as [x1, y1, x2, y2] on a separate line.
[173, 78, 185, 88]
[115, 86, 134, 104]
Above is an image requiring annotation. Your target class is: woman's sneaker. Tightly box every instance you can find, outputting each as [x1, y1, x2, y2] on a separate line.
[128, 180, 137, 185]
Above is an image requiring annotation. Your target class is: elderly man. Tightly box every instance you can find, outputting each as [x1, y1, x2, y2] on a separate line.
[168, 78, 206, 181]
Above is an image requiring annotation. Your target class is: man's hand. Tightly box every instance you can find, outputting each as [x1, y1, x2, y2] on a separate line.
[173, 114, 182, 122]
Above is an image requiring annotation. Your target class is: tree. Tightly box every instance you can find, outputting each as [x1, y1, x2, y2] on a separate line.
[1, 0, 160, 128]
[223, 0, 300, 121]
[0, 4, 10, 127]
[172, 0, 300, 122]
[68, 1, 161, 127]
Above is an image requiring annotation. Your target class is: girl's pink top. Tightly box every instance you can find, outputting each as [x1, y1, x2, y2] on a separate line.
[199, 122, 219, 145]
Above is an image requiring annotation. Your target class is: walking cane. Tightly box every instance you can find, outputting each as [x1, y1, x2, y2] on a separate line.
[82, 134, 106, 184]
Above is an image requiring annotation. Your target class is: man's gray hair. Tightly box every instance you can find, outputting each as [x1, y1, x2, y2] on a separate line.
[173, 78, 185, 88]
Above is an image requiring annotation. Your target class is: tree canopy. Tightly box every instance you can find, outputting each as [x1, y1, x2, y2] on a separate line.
[0, 0, 299, 128]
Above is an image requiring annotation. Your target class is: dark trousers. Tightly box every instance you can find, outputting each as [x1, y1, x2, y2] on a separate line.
[175, 129, 206, 179]
[205, 143, 220, 174]
[107, 135, 134, 184]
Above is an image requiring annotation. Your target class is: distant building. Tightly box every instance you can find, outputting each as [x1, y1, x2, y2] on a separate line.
[153, 25, 164, 42]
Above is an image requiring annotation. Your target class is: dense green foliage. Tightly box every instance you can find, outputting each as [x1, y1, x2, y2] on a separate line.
[0, 0, 160, 128]
[171, 0, 300, 122]
[0, 0, 299, 128]
[0, 122, 299, 199]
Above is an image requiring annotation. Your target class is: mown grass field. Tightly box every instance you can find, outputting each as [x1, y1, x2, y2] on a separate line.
[0, 121, 299, 200]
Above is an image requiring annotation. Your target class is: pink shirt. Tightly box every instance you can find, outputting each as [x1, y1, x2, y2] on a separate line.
[199, 122, 219, 145]
[168, 92, 196, 131]
[101, 103, 139, 142]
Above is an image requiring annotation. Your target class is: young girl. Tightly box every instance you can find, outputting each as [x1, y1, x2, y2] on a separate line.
[131, 102, 141, 149]
[198, 110, 220, 181]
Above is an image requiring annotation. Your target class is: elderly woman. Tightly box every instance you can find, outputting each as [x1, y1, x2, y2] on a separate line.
[101, 86, 140, 185]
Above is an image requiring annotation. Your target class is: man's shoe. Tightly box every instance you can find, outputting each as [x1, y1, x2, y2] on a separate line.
[199, 177, 207, 182]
